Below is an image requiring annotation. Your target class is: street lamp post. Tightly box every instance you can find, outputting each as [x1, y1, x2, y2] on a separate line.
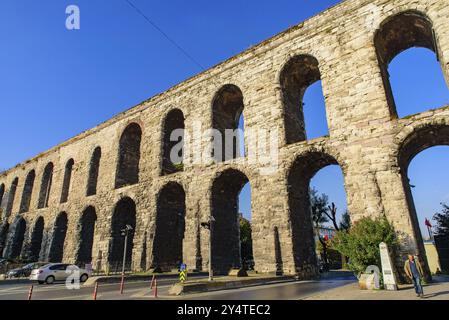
[120, 224, 133, 294]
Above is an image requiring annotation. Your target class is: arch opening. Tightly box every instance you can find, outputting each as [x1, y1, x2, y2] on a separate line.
[19, 170, 35, 213]
[5, 178, 19, 218]
[161, 109, 185, 175]
[280, 55, 328, 144]
[108, 197, 136, 271]
[9, 218, 26, 260]
[87, 147, 101, 196]
[0, 222, 9, 257]
[388, 48, 449, 118]
[397, 124, 449, 277]
[76, 206, 97, 266]
[212, 85, 245, 162]
[28, 217, 44, 262]
[309, 164, 349, 271]
[374, 11, 448, 118]
[0, 183, 6, 211]
[152, 182, 186, 271]
[60, 159, 74, 203]
[49, 212, 68, 263]
[211, 169, 249, 275]
[115, 123, 142, 189]
[407, 146, 449, 274]
[38, 163, 53, 209]
[0, 183, 5, 214]
[287, 152, 344, 278]
[238, 181, 253, 270]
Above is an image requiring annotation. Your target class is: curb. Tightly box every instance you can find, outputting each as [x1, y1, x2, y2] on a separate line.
[0, 278, 33, 286]
[169, 276, 296, 295]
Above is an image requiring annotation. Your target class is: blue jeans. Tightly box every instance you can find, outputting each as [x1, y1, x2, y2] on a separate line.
[412, 276, 423, 295]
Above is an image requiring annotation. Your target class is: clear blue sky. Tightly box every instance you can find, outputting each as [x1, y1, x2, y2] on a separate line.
[1, 1, 449, 237]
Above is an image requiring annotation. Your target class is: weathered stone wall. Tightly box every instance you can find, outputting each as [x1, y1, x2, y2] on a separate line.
[1, 0, 448, 280]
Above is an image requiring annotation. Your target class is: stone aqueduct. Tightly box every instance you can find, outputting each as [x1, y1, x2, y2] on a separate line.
[1, 0, 449, 279]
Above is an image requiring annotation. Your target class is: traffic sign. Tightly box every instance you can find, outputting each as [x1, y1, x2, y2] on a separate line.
[179, 270, 187, 283]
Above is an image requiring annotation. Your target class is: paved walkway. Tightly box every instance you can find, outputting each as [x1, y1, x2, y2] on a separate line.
[304, 275, 449, 300]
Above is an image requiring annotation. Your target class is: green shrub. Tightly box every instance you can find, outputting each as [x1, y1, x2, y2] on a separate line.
[331, 215, 398, 275]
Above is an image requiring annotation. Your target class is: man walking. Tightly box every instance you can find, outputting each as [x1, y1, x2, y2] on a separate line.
[404, 254, 424, 298]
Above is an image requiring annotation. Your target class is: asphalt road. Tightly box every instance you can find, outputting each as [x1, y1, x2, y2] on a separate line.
[0, 273, 356, 300]
[183, 278, 356, 300]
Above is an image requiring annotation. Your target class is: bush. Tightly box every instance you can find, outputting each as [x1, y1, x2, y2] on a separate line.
[331, 215, 398, 275]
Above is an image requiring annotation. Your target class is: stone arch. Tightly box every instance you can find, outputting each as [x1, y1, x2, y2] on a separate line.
[9, 217, 26, 259]
[5, 177, 19, 218]
[87, 147, 101, 196]
[152, 182, 186, 271]
[48, 212, 68, 263]
[75, 206, 97, 266]
[0, 222, 9, 257]
[28, 216, 44, 262]
[280, 54, 326, 144]
[0, 183, 5, 209]
[38, 162, 53, 209]
[108, 197, 137, 271]
[211, 84, 245, 162]
[211, 168, 249, 274]
[161, 109, 185, 175]
[60, 159, 74, 203]
[115, 123, 142, 189]
[396, 123, 449, 276]
[287, 150, 345, 279]
[397, 123, 449, 170]
[374, 10, 447, 118]
[19, 170, 35, 213]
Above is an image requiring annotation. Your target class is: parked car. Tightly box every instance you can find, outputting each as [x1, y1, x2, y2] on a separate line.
[0, 258, 16, 267]
[6, 262, 48, 279]
[29, 263, 91, 284]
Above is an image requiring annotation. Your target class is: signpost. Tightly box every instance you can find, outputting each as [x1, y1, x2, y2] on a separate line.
[379, 242, 398, 291]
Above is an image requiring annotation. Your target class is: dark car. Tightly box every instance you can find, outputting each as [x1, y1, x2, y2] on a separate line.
[0, 258, 12, 266]
[6, 262, 48, 279]
[0, 258, 16, 271]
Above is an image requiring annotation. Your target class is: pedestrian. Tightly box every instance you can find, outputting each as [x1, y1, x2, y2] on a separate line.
[404, 254, 425, 298]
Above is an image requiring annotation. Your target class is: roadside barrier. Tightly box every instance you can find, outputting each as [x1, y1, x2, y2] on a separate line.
[150, 275, 156, 289]
[153, 278, 158, 298]
[120, 274, 125, 294]
[93, 282, 99, 300]
[27, 285, 33, 300]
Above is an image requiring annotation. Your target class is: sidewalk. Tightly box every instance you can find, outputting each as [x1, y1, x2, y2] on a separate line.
[303, 275, 449, 300]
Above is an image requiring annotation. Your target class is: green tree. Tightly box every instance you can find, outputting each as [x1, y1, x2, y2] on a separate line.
[433, 203, 449, 237]
[239, 215, 253, 268]
[331, 215, 397, 275]
[339, 210, 351, 231]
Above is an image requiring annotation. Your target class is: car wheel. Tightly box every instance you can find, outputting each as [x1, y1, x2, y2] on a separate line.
[80, 274, 88, 283]
[45, 276, 55, 284]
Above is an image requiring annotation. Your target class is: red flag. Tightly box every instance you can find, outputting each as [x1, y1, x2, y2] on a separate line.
[425, 218, 432, 228]
[324, 235, 329, 242]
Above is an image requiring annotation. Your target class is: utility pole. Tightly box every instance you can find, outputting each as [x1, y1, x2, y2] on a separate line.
[120, 224, 133, 294]
[201, 215, 215, 282]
